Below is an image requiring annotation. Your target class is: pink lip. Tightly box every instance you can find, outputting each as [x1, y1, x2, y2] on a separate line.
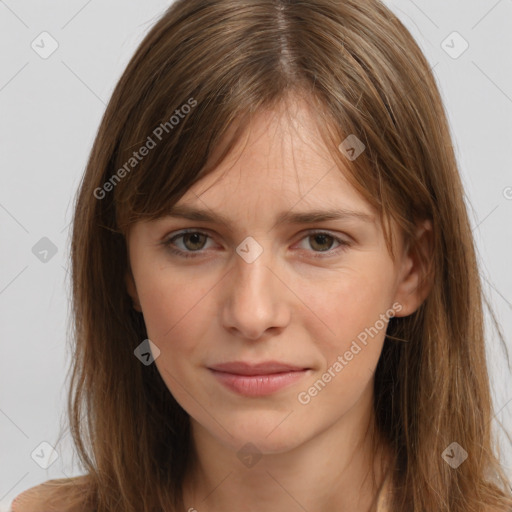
[208, 361, 310, 397]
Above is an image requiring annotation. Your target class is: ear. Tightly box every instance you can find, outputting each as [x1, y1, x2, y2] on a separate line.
[392, 219, 434, 318]
[125, 269, 142, 312]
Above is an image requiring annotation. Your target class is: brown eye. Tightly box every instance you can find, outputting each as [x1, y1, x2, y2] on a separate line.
[162, 229, 350, 260]
[163, 230, 214, 258]
[181, 232, 208, 251]
[308, 233, 336, 252]
[295, 231, 350, 258]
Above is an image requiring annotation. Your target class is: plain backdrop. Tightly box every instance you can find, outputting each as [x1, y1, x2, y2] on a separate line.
[1, 0, 511, 508]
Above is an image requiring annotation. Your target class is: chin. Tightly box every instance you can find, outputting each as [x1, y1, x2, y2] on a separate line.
[212, 414, 311, 455]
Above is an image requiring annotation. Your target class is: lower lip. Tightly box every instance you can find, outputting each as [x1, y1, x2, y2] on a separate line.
[209, 369, 309, 397]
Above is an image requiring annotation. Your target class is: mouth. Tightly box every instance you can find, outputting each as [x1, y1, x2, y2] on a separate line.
[207, 361, 311, 397]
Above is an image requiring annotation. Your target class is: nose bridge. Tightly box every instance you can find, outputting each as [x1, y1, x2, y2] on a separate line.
[221, 235, 289, 338]
[233, 235, 279, 309]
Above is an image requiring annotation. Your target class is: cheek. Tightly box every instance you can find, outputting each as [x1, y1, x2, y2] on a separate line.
[137, 270, 214, 404]
[136, 267, 224, 405]
[136, 265, 217, 347]
[298, 262, 397, 365]
[294, 270, 396, 413]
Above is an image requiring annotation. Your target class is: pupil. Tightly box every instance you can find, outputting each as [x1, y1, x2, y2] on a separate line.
[186, 233, 204, 250]
[312, 234, 332, 251]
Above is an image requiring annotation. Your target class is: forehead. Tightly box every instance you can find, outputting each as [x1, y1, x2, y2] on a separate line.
[180, 99, 374, 216]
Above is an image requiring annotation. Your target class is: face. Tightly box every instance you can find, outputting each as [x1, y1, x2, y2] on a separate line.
[125, 97, 426, 455]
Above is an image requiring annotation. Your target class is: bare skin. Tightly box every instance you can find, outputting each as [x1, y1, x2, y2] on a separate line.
[125, 96, 432, 512]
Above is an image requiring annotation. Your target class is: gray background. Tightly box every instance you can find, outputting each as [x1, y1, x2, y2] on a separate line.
[1, 0, 511, 508]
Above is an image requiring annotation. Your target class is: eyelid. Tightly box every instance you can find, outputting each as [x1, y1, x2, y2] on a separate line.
[161, 227, 353, 243]
[160, 228, 352, 259]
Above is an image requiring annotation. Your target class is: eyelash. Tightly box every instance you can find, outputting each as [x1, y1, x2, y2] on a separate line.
[161, 229, 351, 260]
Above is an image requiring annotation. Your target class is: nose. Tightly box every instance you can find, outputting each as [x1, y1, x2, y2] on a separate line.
[220, 242, 291, 340]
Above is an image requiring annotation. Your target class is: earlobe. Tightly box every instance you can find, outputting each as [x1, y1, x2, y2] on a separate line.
[125, 270, 142, 312]
[393, 219, 434, 318]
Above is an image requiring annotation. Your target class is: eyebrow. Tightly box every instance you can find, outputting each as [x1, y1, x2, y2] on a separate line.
[164, 204, 376, 227]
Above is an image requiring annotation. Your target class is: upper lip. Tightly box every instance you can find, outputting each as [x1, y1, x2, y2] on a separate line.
[208, 361, 309, 375]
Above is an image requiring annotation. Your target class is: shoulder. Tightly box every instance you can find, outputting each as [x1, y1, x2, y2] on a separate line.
[10, 475, 93, 512]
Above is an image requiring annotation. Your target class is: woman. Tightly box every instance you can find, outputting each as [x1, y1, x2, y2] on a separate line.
[11, 0, 512, 510]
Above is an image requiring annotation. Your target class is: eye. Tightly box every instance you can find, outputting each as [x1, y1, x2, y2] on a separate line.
[164, 230, 213, 258]
[295, 231, 350, 257]
[161, 229, 351, 259]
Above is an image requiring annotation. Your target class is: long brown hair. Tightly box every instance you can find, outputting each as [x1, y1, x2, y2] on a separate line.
[37, 0, 512, 510]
